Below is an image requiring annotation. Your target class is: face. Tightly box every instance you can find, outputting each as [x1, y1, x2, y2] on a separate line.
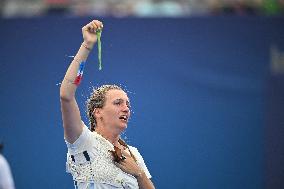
[96, 89, 131, 132]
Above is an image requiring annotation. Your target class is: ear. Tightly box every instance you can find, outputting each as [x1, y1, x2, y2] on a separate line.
[93, 108, 102, 119]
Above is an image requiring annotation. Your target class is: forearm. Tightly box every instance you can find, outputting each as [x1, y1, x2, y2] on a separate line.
[137, 172, 155, 189]
[60, 42, 93, 101]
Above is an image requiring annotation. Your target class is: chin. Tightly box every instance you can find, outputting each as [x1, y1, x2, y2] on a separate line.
[118, 123, 128, 131]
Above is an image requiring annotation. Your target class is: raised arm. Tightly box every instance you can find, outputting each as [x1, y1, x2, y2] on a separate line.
[60, 20, 103, 143]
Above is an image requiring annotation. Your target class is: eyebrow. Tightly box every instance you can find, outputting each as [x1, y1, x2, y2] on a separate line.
[114, 98, 130, 105]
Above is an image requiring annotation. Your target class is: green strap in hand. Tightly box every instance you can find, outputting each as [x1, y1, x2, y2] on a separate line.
[96, 29, 102, 70]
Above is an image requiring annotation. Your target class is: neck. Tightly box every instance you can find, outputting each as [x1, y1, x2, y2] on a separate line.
[95, 126, 120, 146]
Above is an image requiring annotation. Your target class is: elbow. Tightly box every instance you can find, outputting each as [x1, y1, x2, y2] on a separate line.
[59, 80, 76, 102]
[60, 88, 74, 102]
[60, 94, 71, 102]
[60, 91, 73, 102]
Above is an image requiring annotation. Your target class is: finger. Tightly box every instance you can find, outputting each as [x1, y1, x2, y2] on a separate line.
[92, 20, 103, 30]
[87, 26, 92, 33]
[82, 25, 88, 32]
[115, 162, 124, 169]
[93, 20, 103, 28]
[117, 155, 127, 164]
[83, 23, 94, 33]
[85, 22, 93, 33]
[121, 149, 132, 158]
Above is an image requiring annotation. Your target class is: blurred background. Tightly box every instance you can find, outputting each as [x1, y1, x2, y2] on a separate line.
[0, 0, 284, 18]
[0, 0, 284, 189]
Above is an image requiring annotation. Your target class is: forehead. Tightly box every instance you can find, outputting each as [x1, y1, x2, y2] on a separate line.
[105, 89, 129, 101]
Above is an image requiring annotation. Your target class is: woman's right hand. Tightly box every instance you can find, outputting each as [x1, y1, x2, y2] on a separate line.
[82, 20, 103, 49]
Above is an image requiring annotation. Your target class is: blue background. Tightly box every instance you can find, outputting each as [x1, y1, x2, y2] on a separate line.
[0, 16, 284, 189]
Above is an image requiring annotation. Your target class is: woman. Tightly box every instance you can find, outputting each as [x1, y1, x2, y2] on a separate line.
[60, 20, 155, 189]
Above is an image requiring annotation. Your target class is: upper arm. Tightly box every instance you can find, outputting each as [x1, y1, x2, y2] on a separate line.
[60, 97, 84, 144]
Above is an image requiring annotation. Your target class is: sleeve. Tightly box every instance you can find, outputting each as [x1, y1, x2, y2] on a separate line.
[65, 123, 93, 155]
[129, 146, 152, 179]
[0, 155, 15, 189]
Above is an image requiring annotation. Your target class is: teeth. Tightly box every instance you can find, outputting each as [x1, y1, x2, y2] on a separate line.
[120, 115, 127, 120]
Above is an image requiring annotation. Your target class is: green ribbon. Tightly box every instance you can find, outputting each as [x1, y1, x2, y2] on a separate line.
[96, 29, 102, 70]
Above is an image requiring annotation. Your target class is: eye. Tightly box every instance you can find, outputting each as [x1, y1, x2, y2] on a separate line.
[113, 99, 122, 105]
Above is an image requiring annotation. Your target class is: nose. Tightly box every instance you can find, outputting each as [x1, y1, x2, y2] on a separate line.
[122, 104, 130, 114]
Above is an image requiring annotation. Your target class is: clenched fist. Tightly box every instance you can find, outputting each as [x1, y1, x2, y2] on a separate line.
[82, 20, 103, 49]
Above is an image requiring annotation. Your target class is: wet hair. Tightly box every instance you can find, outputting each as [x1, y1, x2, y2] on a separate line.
[86, 84, 123, 131]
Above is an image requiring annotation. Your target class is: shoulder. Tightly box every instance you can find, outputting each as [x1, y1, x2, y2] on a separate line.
[0, 154, 10, 171]
[65, 123, 94, 154]
[0, 154, 7, 165]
